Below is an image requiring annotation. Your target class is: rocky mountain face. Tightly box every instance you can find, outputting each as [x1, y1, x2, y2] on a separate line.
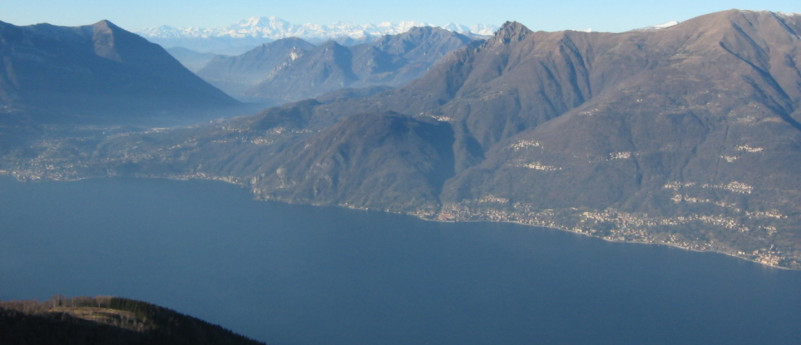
[255, 111, 456, 214]
[195, 37, 315, 97]
[431, 11, 801, 267]
[197, 27, 474, 104]
[0, 296, 264, 345]
[5, 10, 801, 269]
[0, 20, 238, 124]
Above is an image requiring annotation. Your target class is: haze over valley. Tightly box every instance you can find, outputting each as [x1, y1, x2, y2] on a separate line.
[3, 10, 801, 268]
[2, 7, 801, 344]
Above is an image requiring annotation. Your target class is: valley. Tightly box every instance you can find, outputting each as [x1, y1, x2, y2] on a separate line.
[5, 5, 801, 345]
[2, 10, 801, 270]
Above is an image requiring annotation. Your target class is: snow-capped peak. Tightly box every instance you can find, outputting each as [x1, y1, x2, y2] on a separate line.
[637, 20, 680, 31]
[652, 20, 679, 29]
[139, 17, 497, 42]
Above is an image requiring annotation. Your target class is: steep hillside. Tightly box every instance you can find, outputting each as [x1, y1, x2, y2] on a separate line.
[436, 10, 801, 266]
[0, 296, 265, 345]
[196, 38, 315, 98]
[0, 20, 238, 124]
[202, 27, 473, 103]
[252, 112, 455, 214]
[5, 10, 801, 268]
[246, 40, 358, 104]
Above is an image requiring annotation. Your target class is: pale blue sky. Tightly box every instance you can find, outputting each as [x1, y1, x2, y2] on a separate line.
[1, 0, 799, 32]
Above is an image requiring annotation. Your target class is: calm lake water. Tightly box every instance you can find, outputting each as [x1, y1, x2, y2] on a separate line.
[1, 176, 800, 345]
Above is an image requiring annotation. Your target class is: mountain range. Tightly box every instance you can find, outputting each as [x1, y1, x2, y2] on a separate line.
[0, 20, 239, 125]
[3, 10, 801, 269]
[139, 16, 497, 54]
[196, 27, 475, 103]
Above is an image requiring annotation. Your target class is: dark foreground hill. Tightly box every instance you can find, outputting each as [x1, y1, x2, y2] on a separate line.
[4, 10, 801, 269]
[0, 296, 265, 345]
[0, 20, 238, 124]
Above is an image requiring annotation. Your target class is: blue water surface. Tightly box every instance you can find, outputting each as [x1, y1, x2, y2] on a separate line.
[1, 177, 799, 345]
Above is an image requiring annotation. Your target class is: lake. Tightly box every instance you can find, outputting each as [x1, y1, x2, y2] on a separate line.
[1, 176, 800, 344]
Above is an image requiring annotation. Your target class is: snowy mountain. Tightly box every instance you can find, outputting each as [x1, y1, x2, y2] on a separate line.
[138, 16, 497, 54]
[636, 20, 680, 31]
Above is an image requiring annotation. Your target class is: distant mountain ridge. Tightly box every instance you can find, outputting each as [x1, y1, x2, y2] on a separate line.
[0, 19, 238, 124]
[5, 10, 801, 269]
[140, 16, 497, 41]
[138, 16, 497, 54]
[195, 37, 316, 100]
[197, 27, 475, 103]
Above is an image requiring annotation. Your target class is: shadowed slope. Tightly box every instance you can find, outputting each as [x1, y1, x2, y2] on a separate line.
[0, 20, 238, 124]
[7, 10, 801, 268]
[0, 296, 265, 345]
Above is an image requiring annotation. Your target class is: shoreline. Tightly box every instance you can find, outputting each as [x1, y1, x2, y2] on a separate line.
[3, 173, 799, 271]
[416, 210, 799, 271]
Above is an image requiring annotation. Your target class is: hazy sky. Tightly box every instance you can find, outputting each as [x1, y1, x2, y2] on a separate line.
[1, 0, 800, 33]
